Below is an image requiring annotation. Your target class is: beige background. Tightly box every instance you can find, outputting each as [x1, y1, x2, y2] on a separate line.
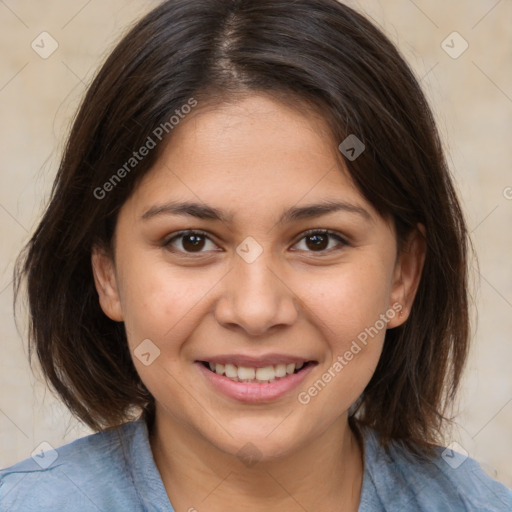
[1, 0, 511, 488]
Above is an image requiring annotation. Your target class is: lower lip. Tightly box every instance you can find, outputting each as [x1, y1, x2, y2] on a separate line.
[196, 362, 316, 403]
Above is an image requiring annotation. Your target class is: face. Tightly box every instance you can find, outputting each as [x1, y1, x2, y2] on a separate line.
[92, 94, 424, 461]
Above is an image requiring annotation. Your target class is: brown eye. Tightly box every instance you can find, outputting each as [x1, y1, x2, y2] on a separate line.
[292, 230, 348, 253]
[164, 231, 218, 254]
[305, 233, 329, 251]
[182, 234, 205, 251]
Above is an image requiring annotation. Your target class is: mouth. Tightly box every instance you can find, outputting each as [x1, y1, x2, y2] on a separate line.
[199, 360, 315, 384]
[196, 358, 317, 403]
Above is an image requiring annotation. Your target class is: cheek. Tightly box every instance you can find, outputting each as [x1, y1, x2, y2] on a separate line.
[117, 253, 218, 349]
[300, 258, 393, 343]
[294, 258, 392, 401]
[294, 264, 391, 418]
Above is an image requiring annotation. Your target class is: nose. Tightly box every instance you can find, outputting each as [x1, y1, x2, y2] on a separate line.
[214, 251, 299, 336]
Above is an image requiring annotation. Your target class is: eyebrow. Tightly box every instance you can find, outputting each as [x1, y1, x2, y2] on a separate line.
[141, 199, 372, 224]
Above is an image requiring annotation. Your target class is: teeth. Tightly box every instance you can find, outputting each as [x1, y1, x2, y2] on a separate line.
[275, 364, 287, 378]
[238, 366, 255, 380]
[224, 363, 238, 379]
[207, 361, 306, 383]
[255, 366, 275, 381]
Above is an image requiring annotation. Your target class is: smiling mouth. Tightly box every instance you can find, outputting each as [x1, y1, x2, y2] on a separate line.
[199, 360, 316, 384]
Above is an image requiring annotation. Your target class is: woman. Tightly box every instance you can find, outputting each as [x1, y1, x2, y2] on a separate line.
[2, 0, 511, 510]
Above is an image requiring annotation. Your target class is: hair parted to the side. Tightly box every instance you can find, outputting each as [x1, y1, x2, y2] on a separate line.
[14, 0, 471, 458]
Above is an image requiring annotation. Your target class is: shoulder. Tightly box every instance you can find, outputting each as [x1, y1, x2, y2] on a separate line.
[0, 420, 146, 512]
[359, 426, 512, 512]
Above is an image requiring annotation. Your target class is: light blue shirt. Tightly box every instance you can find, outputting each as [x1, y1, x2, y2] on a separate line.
[1, 419, 511, 511]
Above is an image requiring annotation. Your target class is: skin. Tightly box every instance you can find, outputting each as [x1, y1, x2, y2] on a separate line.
[92, 94, 426, 512]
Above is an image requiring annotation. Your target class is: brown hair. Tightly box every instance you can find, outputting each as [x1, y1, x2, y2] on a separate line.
[14, 0, 470, 458]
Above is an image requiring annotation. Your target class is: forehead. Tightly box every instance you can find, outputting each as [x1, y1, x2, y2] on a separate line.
[166, 93, 339, 170]
[123, 94, 380, 225]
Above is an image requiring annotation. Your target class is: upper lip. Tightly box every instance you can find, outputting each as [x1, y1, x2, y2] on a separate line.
[197, 353, 316, 368]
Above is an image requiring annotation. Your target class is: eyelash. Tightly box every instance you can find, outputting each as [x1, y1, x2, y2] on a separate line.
[162, 229, 349, 256]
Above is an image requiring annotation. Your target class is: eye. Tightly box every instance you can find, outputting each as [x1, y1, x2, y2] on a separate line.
[292, 229, 348, 253]
[163, 228, 348, 256]
[163, 230, 219, 254]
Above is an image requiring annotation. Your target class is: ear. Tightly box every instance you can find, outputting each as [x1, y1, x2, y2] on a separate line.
[91, 244, 124, 322]
[387, 223, 426, 328]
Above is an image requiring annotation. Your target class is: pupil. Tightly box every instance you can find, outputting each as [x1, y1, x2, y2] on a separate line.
[183, 234, 204, 252]
[307, 234, 328, 251]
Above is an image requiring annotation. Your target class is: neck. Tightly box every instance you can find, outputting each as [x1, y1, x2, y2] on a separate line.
[149, 409, 364, 512]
